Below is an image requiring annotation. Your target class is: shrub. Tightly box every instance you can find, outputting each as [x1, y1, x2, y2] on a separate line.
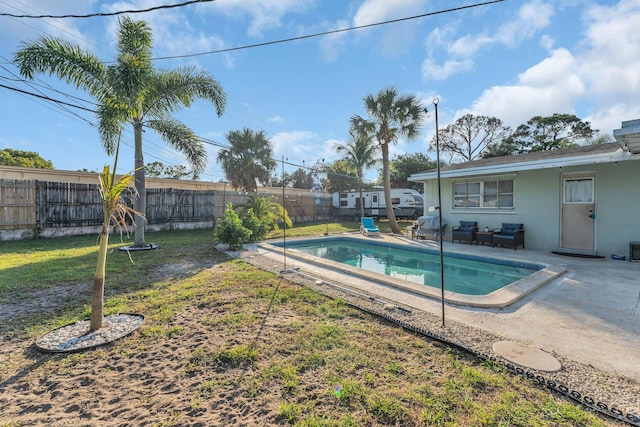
[214, 204, 251, 250]
[241, 208, 270, 242]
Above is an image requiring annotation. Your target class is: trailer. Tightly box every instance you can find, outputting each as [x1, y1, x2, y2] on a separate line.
[332, 187, 424, 219]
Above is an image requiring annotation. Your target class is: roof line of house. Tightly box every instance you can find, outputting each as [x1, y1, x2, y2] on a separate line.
[408, 142, 638, 181]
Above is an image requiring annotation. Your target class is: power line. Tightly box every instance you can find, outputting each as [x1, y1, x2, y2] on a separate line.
[152, 0, 506, 61]
[0, 79, 361, 183]
[0, 82, 96, 112]
[0, 0, 216, 19]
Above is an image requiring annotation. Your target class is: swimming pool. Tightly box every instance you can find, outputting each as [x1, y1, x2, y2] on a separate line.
[262, 236, 566, 308]
[275, 239, 539, 295]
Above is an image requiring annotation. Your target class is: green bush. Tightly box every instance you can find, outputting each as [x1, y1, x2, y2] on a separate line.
[241, 208, 270, 242]
[214, 204, 251, 250]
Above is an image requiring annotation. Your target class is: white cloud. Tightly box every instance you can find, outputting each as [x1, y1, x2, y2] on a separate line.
[472, 48, 585, 128]
[421, 58, 473, 81]
[573, 0, 640, 133]
[271, 131, 319, 159]
[467, 0, 640, 135]
[267, 116, 285, 124]
[350, 0, 427, 57]
[494, 0, 553, 48]
[422, 0, 554, 82]
[207, 0, 315, 37]
[352, 0, 427, 27]
[317, 19, 350, 62]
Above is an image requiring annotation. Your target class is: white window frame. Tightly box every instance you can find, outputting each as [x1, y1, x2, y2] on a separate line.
[453, 178, 515, 210]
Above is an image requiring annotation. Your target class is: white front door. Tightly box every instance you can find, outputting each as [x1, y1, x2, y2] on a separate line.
[560, 174, 595, 252]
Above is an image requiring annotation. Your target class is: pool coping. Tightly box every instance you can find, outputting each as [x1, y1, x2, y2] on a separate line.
[258, 234, 566, 308]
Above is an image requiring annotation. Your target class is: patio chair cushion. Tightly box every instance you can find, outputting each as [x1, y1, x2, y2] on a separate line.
[495, 223, 523, 237]
[458, 221, 478, 232]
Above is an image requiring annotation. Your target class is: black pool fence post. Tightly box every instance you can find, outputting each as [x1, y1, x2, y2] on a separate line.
[433, 98, 446, 328]
[282, 155, 287, 271]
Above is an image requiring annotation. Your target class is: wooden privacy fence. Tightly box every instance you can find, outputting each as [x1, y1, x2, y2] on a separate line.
[0, 179, 36, 231]
[0, 178, 331, 240]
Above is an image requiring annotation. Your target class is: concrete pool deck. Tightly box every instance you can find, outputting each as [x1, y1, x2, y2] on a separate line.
[251, 233, 640, 385]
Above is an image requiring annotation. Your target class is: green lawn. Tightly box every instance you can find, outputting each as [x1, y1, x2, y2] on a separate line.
[0, 226, 611, 426]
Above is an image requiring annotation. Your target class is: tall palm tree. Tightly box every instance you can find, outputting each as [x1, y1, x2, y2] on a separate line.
[14, 17, 227, 248]
[350, 87, 426, 234]
[217, 128, 276, 192]
[335, 127, 379, 219]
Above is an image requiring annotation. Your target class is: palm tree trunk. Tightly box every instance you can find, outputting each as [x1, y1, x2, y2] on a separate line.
[382, 142, 400, 234]
[90, 222, 109, 331]
[358, 171, 365, 219]
[133, 121, 146, 247]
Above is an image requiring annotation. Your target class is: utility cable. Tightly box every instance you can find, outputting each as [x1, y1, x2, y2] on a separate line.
[152, 1, 506, 61]
[0, 0, 216, 19]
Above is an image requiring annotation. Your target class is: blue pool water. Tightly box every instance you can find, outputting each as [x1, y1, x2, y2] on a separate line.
[275, 238, 541, 295]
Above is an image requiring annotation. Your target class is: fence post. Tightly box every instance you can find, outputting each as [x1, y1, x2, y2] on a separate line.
[35, 180, 46, 239]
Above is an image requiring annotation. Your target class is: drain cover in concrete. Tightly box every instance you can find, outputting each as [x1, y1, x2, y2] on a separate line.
[492, 341, 562, 372]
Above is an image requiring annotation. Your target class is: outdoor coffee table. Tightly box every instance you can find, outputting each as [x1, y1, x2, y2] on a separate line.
[476, 230, 494, 246]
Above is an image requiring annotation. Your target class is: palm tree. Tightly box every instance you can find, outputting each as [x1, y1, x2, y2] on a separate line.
[350, 87, 426, 234]
[14, 17, 227, 248]
[217, 128, 276, 192]
[335, 127, 379, 219]
[92, 164, 137, 331]
[239, 196, 292, 230]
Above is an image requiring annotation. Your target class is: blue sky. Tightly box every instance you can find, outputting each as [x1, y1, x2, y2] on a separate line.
[1, 0, 639, 182]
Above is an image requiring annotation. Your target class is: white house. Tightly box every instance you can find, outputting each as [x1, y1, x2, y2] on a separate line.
[408, 120, 640, 258]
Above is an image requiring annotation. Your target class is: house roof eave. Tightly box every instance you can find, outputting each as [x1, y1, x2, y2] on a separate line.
[408, 147, 636, 182]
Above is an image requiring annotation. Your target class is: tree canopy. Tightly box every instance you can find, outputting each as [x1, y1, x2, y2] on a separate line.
[145, 162, 196, 180]
[0, 149, 53, 169]
[217, 128, 276, 192]
[324, 160, 358, 194]
[483, 114, 598, 158]
[289, 168, 315, 189]
[389, 153, 435, 191]
[430, 114, 510, 162]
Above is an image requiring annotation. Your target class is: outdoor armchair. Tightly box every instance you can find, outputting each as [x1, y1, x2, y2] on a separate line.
[451, 221, 478, 244]
[492, 223, 525, 250]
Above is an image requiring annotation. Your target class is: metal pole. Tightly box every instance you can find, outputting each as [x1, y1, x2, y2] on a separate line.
[434, 98, 446, 327]
[282, 155, 287, 270]
[323, 159, 329, 236]
[223, 180, 226, 207]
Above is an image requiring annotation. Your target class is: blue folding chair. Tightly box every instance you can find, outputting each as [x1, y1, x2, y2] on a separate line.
[360, 217, 380, 236]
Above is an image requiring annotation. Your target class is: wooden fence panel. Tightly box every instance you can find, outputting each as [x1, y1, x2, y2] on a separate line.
[0, 178, 333, 239]
[0, 179, 36, 229]
[39, 181, 104, 227]
[145, 188, 215, 224]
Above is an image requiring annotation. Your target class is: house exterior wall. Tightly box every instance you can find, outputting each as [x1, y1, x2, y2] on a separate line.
[419, 159, 640, 257]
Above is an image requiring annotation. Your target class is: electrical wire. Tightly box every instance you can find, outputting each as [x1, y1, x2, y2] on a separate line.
[151, 1, 506, 61]
[0, 0, 216, 19]
[0, 82, 96, 113]
[1, 0, 479, 183]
